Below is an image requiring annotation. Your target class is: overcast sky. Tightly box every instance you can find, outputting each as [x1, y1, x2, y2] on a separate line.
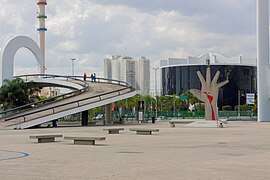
[0, 0, 258, 92]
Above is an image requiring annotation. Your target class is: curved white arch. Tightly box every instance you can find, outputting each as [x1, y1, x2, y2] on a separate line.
[0, 36, 43, 85]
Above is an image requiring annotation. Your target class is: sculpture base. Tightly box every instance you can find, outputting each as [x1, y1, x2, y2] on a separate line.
[183, 121, 219, 128]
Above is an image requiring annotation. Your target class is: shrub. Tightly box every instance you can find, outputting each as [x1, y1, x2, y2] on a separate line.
[234, 104, 254, 111]
[222, 105, 233, 111]
[242, 104, 254, 111]
[195, 103, 205, 111]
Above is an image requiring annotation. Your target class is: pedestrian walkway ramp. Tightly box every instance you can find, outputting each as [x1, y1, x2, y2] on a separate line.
[0, 75, 136, 129]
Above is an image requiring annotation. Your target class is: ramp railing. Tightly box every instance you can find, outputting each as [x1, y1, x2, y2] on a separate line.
[0, 74, 134, 124]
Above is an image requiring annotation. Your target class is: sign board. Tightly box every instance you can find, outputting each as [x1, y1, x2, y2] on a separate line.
[138, 112, 144, 121]
[246, 93, 255, 105]
[180, 95, 188, 100]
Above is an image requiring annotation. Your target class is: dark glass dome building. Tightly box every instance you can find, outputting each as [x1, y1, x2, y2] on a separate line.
[160, 53, 257, 108]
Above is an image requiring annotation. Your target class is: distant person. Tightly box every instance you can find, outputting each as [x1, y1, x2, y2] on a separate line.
[93, 73, 96, 83]
[83, 72, 87, 81]
[90, 73, 94, 82]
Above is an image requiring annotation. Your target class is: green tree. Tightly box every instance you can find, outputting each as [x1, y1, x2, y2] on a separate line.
[159, 95, 174, 111]
[116, 99, 126, 109]
[253, 99, 257, 113]
[181, 90, 200, 105]
[128, 94, 141, 108]
[142, 94, 154, 110]
[89, 107, 103, 120]
[0, 78, 39, 109]
[175, 97, 188, 111]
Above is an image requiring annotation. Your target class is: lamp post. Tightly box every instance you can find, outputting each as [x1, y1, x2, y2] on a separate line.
[126, 98, 128, 121]
[238, 90, 241, 118]
[70, 58, 76, 76]
[153, 67, 159, 119]
[173, 96, 176, 118]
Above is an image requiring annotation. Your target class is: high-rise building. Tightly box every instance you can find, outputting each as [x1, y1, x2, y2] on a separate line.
[135, 56, 150, 95]
[120, 56, 136, 88]
[103, 55, 150, 95]
[103, 55, 136, 88]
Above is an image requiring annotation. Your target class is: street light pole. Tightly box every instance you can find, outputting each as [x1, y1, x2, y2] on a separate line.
[153, 68, 158, 97]
[174, 96, 176, 118]
[153, 67, 159, 119]
[71, 58, 76, 76]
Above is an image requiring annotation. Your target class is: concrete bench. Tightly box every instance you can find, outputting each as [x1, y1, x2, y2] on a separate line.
[169, 120, 194, 127]
[30, 134, 63, 143]
[103, 128, 124, 134]
[64, 136, 106, 145]
[129, 128, 159, 135]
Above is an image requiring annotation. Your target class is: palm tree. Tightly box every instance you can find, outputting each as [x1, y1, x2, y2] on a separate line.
[0, 78, 39, 109]
[143, 94, 153, 111]
[128, 94, 141, 108]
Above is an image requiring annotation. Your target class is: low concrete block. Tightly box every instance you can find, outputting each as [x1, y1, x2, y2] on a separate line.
[30, 134, 63, 143]
[64, 136, 106, 145]
[137, 131, 152, 135]
[38, 138, 55, 143]
[103, 128, 124, 134]
[74, 139, 95, 145]
[129, 128, 159, 135]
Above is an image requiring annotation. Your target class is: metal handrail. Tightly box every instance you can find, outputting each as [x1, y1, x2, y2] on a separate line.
[0, 74, 89, 117]
[16, 74, 132, 87]
[4, 86, 133, 122]
[1, 74, 134, 123]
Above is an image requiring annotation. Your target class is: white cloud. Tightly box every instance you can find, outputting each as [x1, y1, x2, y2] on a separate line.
[0, 0, 257, 92]
[55, 41, 80, 52]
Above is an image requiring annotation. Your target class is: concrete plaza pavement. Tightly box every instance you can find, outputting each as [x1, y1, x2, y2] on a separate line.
[1, 121, 270, 179]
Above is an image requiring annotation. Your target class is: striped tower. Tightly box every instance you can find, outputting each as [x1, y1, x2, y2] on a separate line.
[37, 0, 47, 74]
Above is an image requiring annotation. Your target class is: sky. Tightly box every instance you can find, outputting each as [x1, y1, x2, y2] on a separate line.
[0, 0, 258, 93]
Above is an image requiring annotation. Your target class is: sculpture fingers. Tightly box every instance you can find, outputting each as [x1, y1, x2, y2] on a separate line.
[217, 79, 229, 88]
[212, 71, 220, 84]
[197, 71, 205, 85]
[206, 67, 211, 86]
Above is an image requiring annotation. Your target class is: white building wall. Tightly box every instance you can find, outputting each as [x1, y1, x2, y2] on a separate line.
[135, 56, 150, 95]
[160, 52, 256, 67]
[103, 58, 111, 78]
[168, 58, 187, 65]
[160, 60, 168, 67]
[119, 57, 136, 87]
[111, 59, 120, 80]
[126, 58, 136, 88]
[40, 87, 60, 98]
[119, 58, 126, 81]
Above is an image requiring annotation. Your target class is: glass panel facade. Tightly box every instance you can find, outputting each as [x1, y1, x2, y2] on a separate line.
[161, 65, 257, 107]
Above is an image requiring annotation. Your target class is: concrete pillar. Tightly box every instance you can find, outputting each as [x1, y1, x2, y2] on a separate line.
[81, 110, 88, 126]
[52, 120, 57, 127]
[257, 0, 270, 122]
[105, 104, 112, 125]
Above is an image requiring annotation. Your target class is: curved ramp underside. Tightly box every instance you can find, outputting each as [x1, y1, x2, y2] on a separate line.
[28, 78, 85, 90]
[0, 81, 136, 129]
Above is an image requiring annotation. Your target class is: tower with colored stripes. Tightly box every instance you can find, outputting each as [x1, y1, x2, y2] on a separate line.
[37, 0, 47, 73]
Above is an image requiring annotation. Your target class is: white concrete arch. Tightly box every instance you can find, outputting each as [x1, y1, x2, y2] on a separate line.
[0, 36, 43, 85]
